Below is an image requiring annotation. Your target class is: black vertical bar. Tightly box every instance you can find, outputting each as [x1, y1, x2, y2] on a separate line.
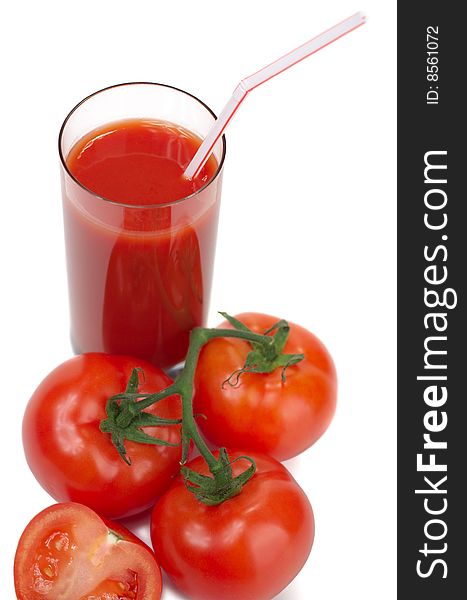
[398, 3, 466, 597]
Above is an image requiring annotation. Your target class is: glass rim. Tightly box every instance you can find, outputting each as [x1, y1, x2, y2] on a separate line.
[58, 81, 226, 209]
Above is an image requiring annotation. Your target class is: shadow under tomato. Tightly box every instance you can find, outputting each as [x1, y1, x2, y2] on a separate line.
[119, 508, 154, 549]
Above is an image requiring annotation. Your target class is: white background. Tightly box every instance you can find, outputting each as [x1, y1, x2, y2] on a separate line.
[0, 1, 396, 598]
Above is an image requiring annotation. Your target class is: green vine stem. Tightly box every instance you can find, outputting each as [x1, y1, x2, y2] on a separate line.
[100, 313, 304, 505]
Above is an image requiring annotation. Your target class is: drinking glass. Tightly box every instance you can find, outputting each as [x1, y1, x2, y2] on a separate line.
[59, 82, 225, 368]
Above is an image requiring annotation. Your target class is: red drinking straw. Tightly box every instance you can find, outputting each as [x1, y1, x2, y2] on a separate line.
[184, 12, 366, 180]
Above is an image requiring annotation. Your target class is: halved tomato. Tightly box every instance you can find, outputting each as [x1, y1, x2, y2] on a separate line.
[14, 502, 162, 600]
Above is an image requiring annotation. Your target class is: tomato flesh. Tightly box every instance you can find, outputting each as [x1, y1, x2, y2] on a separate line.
[26, 526, 140, 598]
[31, 525, 139, 599]
[15, 503, 161, 600]
[30, 528, 75, 594]
[80, 572, 138, 599]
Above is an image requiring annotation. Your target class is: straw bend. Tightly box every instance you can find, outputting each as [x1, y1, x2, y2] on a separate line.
[184, 12, 366, 180]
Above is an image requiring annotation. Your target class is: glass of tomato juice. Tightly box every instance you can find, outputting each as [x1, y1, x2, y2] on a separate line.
[59, 82, 225, 369]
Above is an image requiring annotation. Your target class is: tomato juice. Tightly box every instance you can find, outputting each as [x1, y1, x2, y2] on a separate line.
[67, 119, 217, 206]
[61, 112, 223, 368]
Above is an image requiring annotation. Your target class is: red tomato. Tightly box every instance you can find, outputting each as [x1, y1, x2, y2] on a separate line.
[14, 502, 162, 600]
[23, 353, 181, 519]
[151, 451, 314, 600]
[193, 312, 337, 461]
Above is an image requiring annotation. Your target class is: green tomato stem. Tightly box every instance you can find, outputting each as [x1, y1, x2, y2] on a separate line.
[100, 313, 304, 504]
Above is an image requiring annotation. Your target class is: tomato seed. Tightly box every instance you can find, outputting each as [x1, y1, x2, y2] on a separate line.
[43, 566, 54, 578]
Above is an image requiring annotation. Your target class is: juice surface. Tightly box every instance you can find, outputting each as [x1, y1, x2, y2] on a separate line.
[67, 118, 217, 205]
[63, 119, 222, 368]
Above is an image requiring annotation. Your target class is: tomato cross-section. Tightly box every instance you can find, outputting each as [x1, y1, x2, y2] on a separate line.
[14, 503, 162, 600]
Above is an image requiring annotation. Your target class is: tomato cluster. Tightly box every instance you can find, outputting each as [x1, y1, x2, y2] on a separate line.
[16, 313, 337, 600]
